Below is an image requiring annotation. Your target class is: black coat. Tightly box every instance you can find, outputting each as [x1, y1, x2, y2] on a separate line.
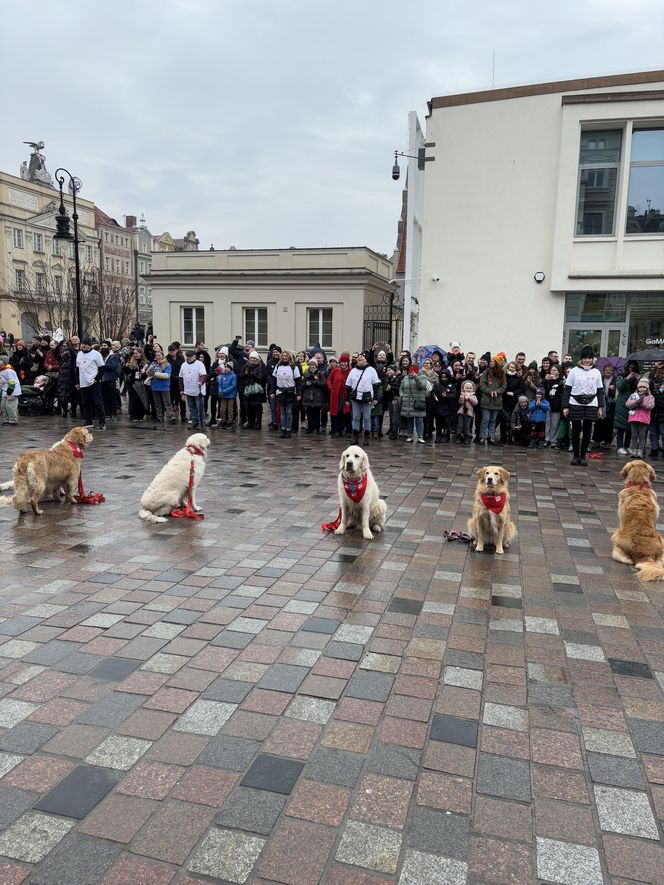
[56, 344, 78, 399]
[503, 372, 526, 413]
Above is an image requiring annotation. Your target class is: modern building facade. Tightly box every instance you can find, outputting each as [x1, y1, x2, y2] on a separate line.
[416, 70, 664, 361]
[148, 247, 395, 355]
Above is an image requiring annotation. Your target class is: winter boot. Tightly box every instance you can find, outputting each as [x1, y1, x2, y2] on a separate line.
[364, 431, 370, 446]
[353, 430, 359, 444]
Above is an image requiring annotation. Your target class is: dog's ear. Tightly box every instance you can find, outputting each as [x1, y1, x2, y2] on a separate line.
[338, 450, 347, 471]
[359, 450, 369, 474]
[648, 464, 657, 484]
[498, 467, 510, 482]
[620, 463, 632, 479]
[477, 467, 486, 480]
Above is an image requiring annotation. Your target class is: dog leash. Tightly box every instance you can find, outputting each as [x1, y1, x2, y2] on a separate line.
[170, 451, 204, 520]
[443, 530, 472, 543]
[66, 441, 105, 505]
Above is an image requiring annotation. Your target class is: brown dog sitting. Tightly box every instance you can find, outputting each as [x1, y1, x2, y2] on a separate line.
[611, 459, 664, 581]
[0, 426, 94, 515]
[468, 465, 516, 555]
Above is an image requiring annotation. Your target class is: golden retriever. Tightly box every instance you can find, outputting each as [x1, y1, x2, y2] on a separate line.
[335, 445, 386, 540]
[139, 432, 210, 523]
[611, 459, 664, 581]
[468, 465, 516, 555]
[0, 426, 94, 515]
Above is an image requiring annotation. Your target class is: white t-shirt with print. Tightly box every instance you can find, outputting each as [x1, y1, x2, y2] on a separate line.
[179, 360, 208, 396]
[76, 349, 104, 388]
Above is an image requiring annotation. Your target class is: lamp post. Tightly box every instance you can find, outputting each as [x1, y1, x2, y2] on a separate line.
[53, 168, 83, 337]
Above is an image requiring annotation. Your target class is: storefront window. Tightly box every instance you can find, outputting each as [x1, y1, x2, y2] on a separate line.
[628, 293, 664, 351]
[565, 293, 626, 323]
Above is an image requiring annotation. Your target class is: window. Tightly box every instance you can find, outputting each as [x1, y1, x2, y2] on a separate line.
[626, 128, 664, 235]
[104, 232, 108, 242]
[308, 307, 333, 348]
[13, 228, 23, 249]
[181, 307, 205, 346]
[565, 293, 627, 323]
[33, 232, 43, 253]
[115, 258, 120, 273]
[85, 245, 93, 263]
[15, 269, 26, 291]
[35, 272, 46, 294]
[69, 242, 76, 259]
[244, 307, 267, 347]
[54, 275, 62, 294]
[124, 260, 129, 275]
[139, 260, 145, 274]
[104, 257, 111, 272]
[53, 238, 61, 256]
[575, 129, 621, 236]
[629, 293, 664, 350]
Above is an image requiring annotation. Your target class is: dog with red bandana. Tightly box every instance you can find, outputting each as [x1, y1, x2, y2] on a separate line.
[468, 465, 516, 554]
[335, 445, 386, 540]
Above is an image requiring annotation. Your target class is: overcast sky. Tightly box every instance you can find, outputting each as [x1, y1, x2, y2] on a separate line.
[2, 0, 662, 255]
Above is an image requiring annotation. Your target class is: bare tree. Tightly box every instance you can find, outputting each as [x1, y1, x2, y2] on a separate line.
[89, 272, 136, 341]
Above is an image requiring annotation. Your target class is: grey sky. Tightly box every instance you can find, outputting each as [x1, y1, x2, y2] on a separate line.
[2, 0, 662, 255]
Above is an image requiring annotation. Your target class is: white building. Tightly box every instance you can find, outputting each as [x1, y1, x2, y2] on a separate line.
[416, 69, 664, 361]
[148, 247, 396, 355]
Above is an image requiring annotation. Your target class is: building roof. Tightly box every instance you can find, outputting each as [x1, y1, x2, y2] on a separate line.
[95, 206, 129, 231]
[428, 68, 664, 112]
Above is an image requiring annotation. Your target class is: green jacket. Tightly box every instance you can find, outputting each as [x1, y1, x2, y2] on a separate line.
[399, 373, 428, 417]
[614, 375, 637, 430]
[478, 369, 506, 410]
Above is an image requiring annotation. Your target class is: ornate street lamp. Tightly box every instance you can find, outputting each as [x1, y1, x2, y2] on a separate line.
[53, 168, 84, 337]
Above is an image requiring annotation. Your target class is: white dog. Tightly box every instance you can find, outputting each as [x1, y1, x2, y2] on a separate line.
[335, 445, 386, 540]
[139, 433, 209, 524]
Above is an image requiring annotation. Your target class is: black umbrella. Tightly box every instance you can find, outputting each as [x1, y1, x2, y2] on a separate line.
[625, 349, 664, 362]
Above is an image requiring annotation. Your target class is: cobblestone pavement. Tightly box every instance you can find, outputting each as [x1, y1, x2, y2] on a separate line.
[0, 417, 663, 884]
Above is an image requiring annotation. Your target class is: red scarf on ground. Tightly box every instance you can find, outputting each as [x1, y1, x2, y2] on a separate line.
[480, 492, 507, 514]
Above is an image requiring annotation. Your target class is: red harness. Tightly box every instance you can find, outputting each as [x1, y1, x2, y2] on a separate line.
[480, 492, 507, 515]
[322, 473, 368, 532]
[625, 481, 653, 490]
[67, 440, 105, 505]
[170, 445, 205, 520]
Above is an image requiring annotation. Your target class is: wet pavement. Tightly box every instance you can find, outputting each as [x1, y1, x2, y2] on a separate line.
[0, 416, 663, 884]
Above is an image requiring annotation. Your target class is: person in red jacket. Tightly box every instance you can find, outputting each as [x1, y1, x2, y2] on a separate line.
[327, 352, 352, 437]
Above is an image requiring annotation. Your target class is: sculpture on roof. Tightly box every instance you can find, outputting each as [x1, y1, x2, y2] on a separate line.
[20, 140, 54, 187]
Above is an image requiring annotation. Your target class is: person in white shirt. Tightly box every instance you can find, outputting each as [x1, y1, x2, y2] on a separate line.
[345, 352, 380, 446]
[0, 353, 21, 425]
[562, 346, 604, 466]
[76, 337, 106, 429]
[179, 350, 208, 430]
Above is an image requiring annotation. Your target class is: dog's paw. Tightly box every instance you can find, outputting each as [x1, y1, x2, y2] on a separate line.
[34, 509, 44, 516]
[474, 544, 484, 552]
[362, 529, 374, 540]
[192, 505, 202, 512]
[371, 525, 383, 533]
[495, 547, 504, 555]
[334, 526, 346, 535]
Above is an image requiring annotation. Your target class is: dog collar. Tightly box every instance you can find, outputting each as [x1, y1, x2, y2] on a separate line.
[480, 492, 506, 514]
[625, 481, 652, 489]
[343, 472, 368, 503]
[186, 444, 204, 456]
[67, 441, 84, 459]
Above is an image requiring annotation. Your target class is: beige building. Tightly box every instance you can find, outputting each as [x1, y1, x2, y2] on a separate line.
[148, 247, 396, 354]
[0, 159, 99, 338]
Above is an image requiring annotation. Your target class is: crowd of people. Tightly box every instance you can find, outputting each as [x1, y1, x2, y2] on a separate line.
[0, 332, 662, 467]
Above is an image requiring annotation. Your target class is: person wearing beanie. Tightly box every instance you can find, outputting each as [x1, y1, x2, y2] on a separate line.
[614, 360, 641, 455]
[527, 386, 550, 448]
[301, 357, 327, 434]
[327, 352, 352, 437]
[271, 349, 301, 438]
[511, 394, 533, 446]
[239, 350, 267, 431]
[76, 337, 106, 430]
[478, 357, 506, 445]
[562, 346, 604, 465]
[266, 345, 283, 428]
[624, 378, 655, 458]
[446, 341, 464, 366]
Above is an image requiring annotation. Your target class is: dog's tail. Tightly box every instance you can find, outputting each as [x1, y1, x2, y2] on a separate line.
[0, 495, 14, 507]
[139, 508, 168, 524]
[634, 560, 664, 582]
[0, 480, 14, 491]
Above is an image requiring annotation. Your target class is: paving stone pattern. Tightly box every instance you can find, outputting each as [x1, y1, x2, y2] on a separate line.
[0, 419, 664, 882]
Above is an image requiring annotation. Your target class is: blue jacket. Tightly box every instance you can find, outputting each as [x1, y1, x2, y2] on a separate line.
[150, 361, 171, 393]
[219, 370, 237, 399]
[528, 398, 550, 423]
[100, 352, 120, 383]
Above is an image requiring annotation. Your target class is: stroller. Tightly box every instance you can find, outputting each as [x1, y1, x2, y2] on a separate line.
[18, 375, 59, 416]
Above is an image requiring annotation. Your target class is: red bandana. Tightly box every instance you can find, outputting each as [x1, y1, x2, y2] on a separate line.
[67, 441, 84, 459]
[626, 481, 652, 489]
[343, 473, 368, 503]
[480, 492, 506, 514]
[186, 444, 204, 456]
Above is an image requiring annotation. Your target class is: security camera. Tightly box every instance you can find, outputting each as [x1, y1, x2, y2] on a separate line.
[431, 276, 440, 282]
[392, 162, 400, 181]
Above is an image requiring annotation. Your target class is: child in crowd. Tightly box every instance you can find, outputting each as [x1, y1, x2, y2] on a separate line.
[456, 379, 477, 444]
[625, 379, 655, 458]
[0, 353, 20, 425]
[527, 387, 550, 448]
[218, 360, 237, 429]
[511, 395, 532, 446]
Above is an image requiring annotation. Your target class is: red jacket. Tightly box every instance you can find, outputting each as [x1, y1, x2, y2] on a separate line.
[327, 365, 350, 416]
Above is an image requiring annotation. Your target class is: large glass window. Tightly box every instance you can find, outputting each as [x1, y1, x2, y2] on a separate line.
[181, 306, 205, 346]
[308, 307, 333, 348]
[244, 307, 267, 347]
[565, 293, 627, 323]
[625, 129, 664, 235]
[575, 130, 621, 236]
[628, 293, 664, 350]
